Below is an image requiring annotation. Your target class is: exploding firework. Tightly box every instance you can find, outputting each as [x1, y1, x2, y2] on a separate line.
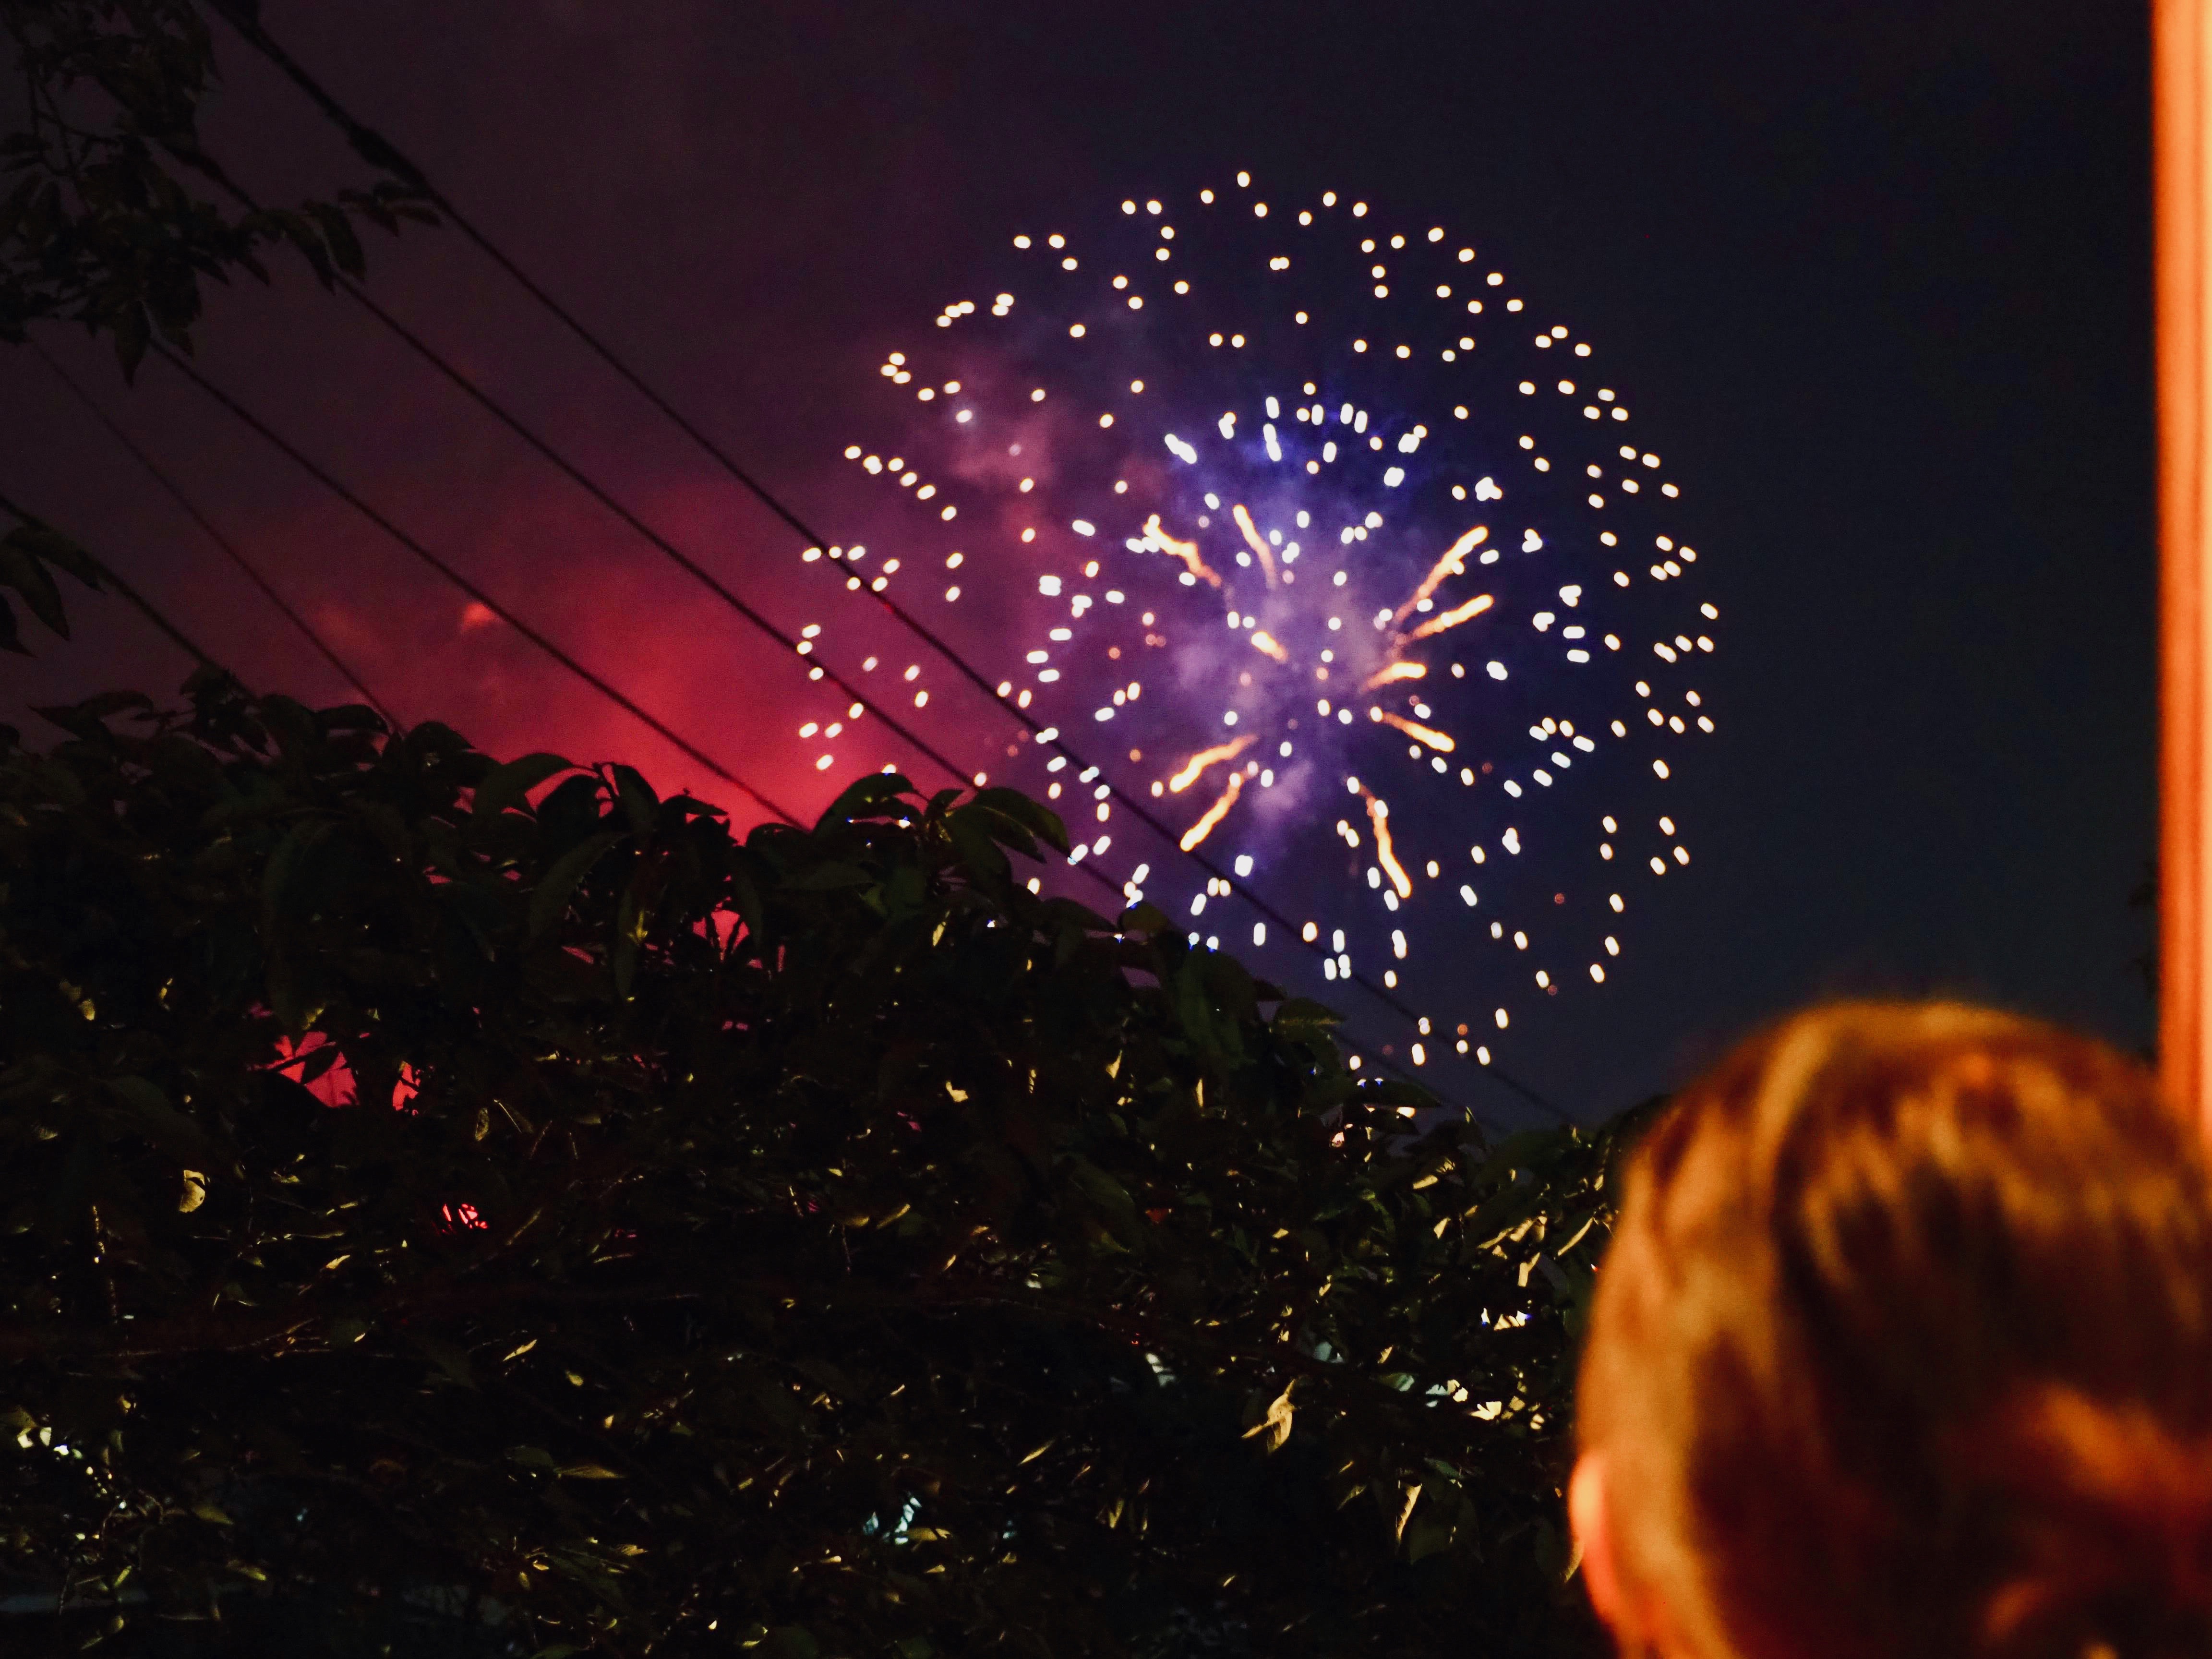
[797, 174, 1718, 1078]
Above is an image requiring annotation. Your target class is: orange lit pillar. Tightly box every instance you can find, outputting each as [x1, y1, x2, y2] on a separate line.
[2159, 0, 2212, 1130]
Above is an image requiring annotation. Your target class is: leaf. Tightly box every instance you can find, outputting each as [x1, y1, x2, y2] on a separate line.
[9, 522, 102, 590]
[612, 884, 645, 999]
[0, 535, 70, 637]
[1202, 950, 1261, 1028]
[815, 771, 913, 829]
[472, 752, 573, 821]
[191, 1502, 234, 1526]
[534, 771, 605, 835]
[113, 303, 150, 382]
[1529, 1515, 1576, 1583]
[1174, 956, 1219, 1056]
[416, 1336, 476, 1388]
[726, 854, 767, 955]
[103, 1077, 212, 1162]
[259, 819, 328, 925]
[318, 703, 385, 733]
[968, 786, 1070, 853]
[1393, 1482, 1424, 1544]
[557, 1463, 624, 1480]
[876, 861, 927, 917]
[1301, 1073, 1431, 1118]
[1405, 1513, 1460, 1565]
[1039, 897, 1115, 938]
[1272, 997, 1344, 1036]
[610, 764, 659, 836]
[1460, 1180, 1549, 1250]
[944, 809, 1011, 891]
[1243, 1382, 1295, 1452]
[785, 860, 872, 891]
[307, 198, 366, 278]
[528, 832, 623, 939]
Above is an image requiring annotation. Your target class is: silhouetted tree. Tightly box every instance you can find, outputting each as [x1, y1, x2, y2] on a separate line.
[0, 679, 1623, 1657]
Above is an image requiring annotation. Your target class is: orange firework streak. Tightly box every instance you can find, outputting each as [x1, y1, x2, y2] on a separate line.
[1179, 769, 1245, 852]
[1230, 504, 1280, 586]
[1363, 661, 1428, 691]
[1360, 790, 1414, 897]
[1407, 593, 1494, 641]
[1166, 734, 1257, 793]
[1143, 515, 1223, 587]
[1392, 525, 1489, 624]
[1250, 630, 1290, 662]
[1372, 709, 1456, 752]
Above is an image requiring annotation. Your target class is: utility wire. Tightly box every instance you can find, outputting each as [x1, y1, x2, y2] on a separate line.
[148, 344, 805, 830]
[146, 148, 1176, 919]
[119, 114, 998, 847]
[143, 342, 1470, 1121]
[345, 245, 1557, 1117]
[142, 326, 1179, 938]
[202, 5, 1562, 1122]
[325, 280, 1531, 1115]
[19, 11, 1468, 1108]
[0, 490, 233, 678]
[326, 279, 997, 808]
[30, 340, 401, 731]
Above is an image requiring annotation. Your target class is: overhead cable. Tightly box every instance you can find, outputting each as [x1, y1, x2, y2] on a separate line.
[149, 344, 804, 829]
[0, 490, 234, 679]
[199, 6, 1561, 1122]
[31, 341, 400, 730]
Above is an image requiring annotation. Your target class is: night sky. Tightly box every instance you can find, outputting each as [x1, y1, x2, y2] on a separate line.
[0, 0, 2154, 1120]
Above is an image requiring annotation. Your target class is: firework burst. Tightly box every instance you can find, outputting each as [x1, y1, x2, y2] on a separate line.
[799, 174, 1719, 1078]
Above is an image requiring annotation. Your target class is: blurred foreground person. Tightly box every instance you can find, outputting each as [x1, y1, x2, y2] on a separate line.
[1571, 1003, 2212, 1659]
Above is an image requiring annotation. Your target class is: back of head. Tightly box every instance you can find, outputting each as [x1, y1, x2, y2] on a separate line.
[1577, 1002, 2212, 1659]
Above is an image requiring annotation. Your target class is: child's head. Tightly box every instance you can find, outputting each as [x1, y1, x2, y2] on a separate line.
[1573, 1003, 2212, 1659]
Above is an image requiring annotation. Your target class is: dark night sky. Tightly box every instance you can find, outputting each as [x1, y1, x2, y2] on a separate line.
[0, 0, 2155, 1119]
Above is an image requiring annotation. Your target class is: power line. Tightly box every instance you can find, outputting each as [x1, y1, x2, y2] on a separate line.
[12, 26, 1478, 1112]
[30, 340, 401, 731]
[344, 259, 1557, 1115]
[144, 320, 1172, 932]
[200, 6, 1563, 1122]
[134, 286, 1162, 914]
[142, 342, 1475, 1120]
[328, 276, 1543, 1113]
[0, 490, 233, 679]
[2, 480, 1455, 1123]
[326, 278, 996, 808]
[106, 102, 999, 845]
[148, 343, 805, 830]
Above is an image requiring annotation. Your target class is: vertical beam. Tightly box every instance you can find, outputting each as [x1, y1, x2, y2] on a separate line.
[2159, 0, 2212, 1128]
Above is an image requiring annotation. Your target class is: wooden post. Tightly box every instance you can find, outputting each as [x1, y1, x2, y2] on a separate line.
[2160, 0, 2212, 1128]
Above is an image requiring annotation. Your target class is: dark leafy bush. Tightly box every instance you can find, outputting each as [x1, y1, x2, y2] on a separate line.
[0, 676, 1626, 1657]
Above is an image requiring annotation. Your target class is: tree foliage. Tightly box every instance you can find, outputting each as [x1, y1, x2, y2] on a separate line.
[0, 499, 104, 654]
[0, 0, 433, 376]
[0, 676, 1629, 1656]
